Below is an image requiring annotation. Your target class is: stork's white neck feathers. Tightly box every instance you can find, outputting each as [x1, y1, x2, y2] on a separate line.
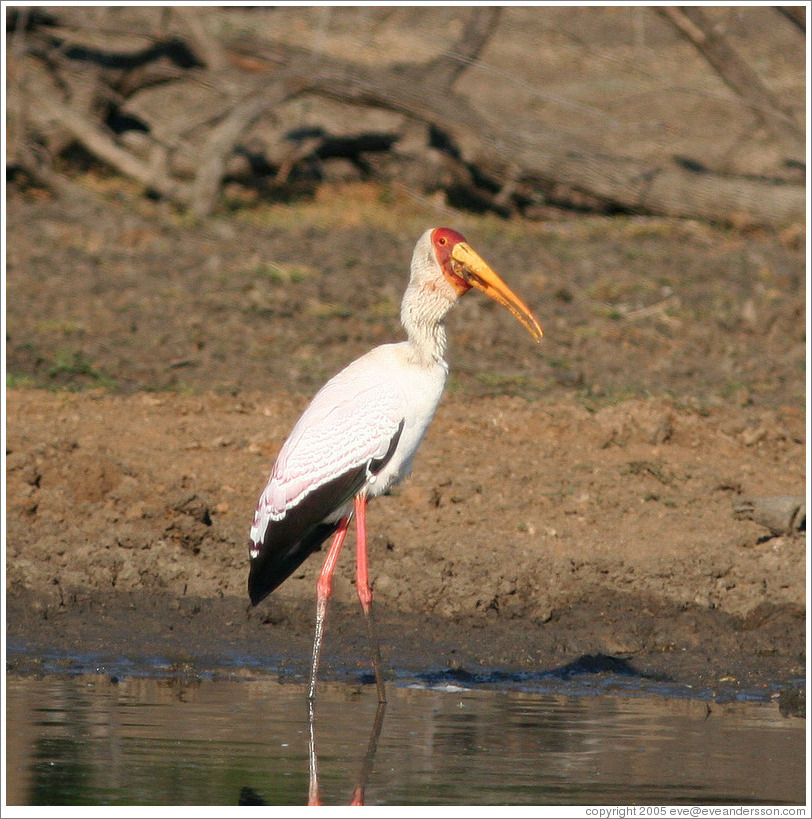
[400, 284, 451, 367]
[400, 229, 459, 367]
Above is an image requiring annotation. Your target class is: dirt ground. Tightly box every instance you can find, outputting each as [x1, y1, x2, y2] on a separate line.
[5, 177, 806, 705]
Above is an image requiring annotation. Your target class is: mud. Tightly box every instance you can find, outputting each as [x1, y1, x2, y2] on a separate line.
[5, 179, 807, 702]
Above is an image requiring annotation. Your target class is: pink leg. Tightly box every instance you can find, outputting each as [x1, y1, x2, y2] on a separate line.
[354, 495, 387, 703]
[309, 516, 350, 702]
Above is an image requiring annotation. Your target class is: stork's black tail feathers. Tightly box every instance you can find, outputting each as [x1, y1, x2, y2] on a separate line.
[248, 521, 340, 606]
[247, 464, 368, 606]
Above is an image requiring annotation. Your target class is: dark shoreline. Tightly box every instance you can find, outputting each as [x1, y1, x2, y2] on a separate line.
[6, 590, 805, 715]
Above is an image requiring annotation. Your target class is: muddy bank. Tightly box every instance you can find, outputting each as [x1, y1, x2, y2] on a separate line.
[4, 586, 806, 703]
[5, 388, 806, 700]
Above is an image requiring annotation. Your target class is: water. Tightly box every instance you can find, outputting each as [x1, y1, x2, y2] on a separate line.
[4, 673, 805, 806]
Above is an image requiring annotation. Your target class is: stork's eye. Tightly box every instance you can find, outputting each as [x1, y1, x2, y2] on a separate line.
[438, 236, 447, 245]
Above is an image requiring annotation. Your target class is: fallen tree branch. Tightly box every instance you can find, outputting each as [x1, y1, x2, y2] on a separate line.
[734, 495, 806, 535]
[34, 81, 192, 202]
[252, 36, 804, 227]
[7, 6, 806, 227]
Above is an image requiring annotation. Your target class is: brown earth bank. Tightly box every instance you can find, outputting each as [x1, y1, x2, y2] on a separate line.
[4, 184, 807, 706]
[5, 388, 806, 703]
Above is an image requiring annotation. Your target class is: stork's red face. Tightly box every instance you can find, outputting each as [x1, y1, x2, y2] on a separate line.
[431, 228, 470, 295]
[430, 227, 543, 341]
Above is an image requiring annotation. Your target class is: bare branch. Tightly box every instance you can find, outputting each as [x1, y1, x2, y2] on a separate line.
[426, 7, 503, 88]
[656, 6, 804, 158]
[34, 82, 191, 202]
[775, 6, 806, 32]
[188, 80, 292, 216]
[172, 7, 228, 73]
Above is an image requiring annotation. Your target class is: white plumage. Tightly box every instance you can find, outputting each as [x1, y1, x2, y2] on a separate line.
[249, 341, 445, 551]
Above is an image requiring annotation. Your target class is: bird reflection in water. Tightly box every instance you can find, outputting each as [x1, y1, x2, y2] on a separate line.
[236, 698, 386, 806]
[308, 698, 387, 806]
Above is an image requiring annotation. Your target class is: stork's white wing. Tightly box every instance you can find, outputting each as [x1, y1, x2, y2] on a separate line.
[261, 356, 406, 518]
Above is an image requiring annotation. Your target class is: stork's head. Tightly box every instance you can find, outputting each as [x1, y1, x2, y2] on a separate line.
[407, 227, 543, 341]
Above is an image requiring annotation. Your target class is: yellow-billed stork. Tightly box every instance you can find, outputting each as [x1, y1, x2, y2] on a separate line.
[248, 227, 543, 704]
